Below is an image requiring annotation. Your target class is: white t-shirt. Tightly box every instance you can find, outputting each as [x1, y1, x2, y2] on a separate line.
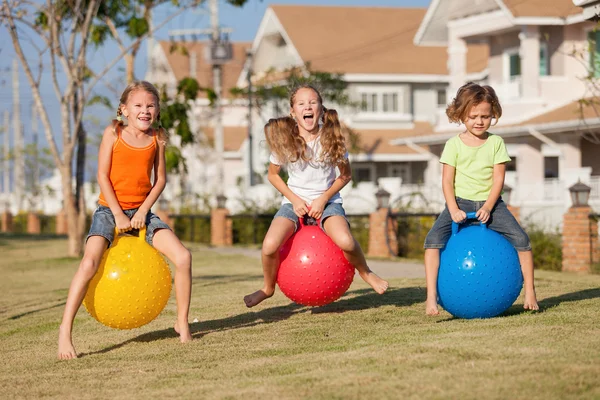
[269, 138, 348, 205]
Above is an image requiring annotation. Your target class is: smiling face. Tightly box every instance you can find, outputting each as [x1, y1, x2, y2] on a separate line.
[290, 88, 323, 135]
[120, 89, 158, 132]
[463, 102, 493, 137]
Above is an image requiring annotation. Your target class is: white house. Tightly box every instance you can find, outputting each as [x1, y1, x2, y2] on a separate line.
[391, 0, 600, 228]
[237, 5, 490, 212]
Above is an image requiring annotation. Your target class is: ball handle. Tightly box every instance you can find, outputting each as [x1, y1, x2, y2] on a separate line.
[451, 211, 488, 235]
[113, 226, 147, 241]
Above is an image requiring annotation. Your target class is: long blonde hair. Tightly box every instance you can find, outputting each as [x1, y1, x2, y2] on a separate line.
[113, 80, 168, 143]
[281, 84, 347, 166]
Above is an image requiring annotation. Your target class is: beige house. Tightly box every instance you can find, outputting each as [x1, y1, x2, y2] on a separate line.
[146, 40, 252, 208]
[238, 5, 492, 211]
[392, 0, 600, 227]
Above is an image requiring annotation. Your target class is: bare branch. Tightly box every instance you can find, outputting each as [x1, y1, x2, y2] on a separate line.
[2, 0, 62, 166]
[84, 0, 203, 100]
[103, 17, 126, 52]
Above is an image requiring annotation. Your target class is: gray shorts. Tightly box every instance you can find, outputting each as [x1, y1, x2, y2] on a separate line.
[274, 202, 348, 232]
[424, 197, 531, 251]
[86, 205, 171, 247]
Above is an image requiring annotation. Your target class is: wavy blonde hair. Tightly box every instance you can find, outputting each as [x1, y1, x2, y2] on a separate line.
[446, 81, 502, 125]
[113, 80, 168, 143]
[280, 84, 347, 166]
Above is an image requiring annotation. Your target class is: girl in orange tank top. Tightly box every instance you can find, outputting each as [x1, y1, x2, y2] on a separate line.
[58, 81, 193, 360]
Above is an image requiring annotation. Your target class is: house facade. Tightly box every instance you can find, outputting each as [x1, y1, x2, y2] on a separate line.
[236, 5, 490, 212]
[393, 0, 600, 228]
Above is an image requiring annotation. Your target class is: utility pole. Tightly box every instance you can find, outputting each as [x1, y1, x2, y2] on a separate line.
[210, 0, 224, 196]
[31, 102, 39, 209]
[12, 59, 24, 211]
[2, 110, 9, 198]
[168, 0, 232, 200]
[246, 49, 254, 187]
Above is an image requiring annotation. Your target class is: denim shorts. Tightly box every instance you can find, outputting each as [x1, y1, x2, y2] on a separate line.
[274, 202, 348, 232]
[86, 205, 171, 247]
[424, 197, 531, 251]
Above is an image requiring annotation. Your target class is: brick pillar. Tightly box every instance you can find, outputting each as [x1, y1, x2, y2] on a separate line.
[27, 212, 41, 234]
[56, 209, 68, 235]
[154, 209, 173, 229]
[1, 211, 13, 233]
[562, 206, 594, 273]
[211, 208, 232, 247]
[367, 208, 398, 258]
[507, 205, 520, 224]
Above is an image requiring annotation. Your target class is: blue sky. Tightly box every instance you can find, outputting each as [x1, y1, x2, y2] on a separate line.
[0, 0, 431, 174]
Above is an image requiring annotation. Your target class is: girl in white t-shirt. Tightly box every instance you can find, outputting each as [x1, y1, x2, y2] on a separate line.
[243, 85, 389, 308]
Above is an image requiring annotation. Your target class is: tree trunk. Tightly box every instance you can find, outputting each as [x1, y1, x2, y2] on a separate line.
[60, 163, 85, 256]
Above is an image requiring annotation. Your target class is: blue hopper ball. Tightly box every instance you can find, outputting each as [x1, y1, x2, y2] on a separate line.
[438, 212, 523, 319]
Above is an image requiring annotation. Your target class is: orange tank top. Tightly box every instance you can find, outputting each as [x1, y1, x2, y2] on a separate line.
[98, 129, 157, 210]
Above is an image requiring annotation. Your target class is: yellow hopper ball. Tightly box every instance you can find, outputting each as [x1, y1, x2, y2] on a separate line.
[83, 227, 172, 330]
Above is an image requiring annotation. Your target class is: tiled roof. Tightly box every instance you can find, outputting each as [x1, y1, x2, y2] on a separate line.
[158, 41, 251, 99]
[502, 0, 582, 18]
[355, 122, 434, 155]
[202, 126, 248, 152]
[518, 99, 599, 125]
[270, 5, 488, 75]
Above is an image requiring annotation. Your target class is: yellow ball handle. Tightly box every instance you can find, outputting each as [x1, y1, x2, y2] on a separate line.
[113, 226, 147, 241]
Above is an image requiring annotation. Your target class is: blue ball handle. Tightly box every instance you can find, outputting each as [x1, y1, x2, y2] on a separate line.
[451, 211, 488, 235]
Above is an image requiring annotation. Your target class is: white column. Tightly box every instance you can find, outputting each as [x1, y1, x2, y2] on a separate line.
[447, 31, 467, 103]
[519, 25, 541, 99]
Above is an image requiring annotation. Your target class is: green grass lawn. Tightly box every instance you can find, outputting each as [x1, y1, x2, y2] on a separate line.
[1, 235, 599, 400]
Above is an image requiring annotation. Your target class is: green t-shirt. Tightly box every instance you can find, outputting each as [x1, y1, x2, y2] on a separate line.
[439, 133, 511, 201]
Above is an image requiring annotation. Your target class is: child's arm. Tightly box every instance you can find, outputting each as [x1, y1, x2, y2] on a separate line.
[442, 163, 465, 223]
[267, 162, 309, 217]
[308, 159, 352, 219]
[97, 125, 130, 232]
[131, 139, 167, 229]
[476, 162, 506, 223]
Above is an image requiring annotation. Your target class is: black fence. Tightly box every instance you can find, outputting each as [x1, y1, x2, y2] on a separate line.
[590, 213, 600, 268]
[168, 211, 440, 258]
[171, 214, 211, 244]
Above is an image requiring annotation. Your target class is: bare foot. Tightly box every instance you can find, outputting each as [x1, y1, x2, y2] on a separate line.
[358, 271, 389, 294]
[57, 325, 78, 360]
[425, 298, 440, 316]
[243, 289, 273, 308]
[523, 290, 539, 311]
[174, 321, 193, 343]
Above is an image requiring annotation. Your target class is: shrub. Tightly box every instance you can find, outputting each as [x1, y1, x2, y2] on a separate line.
[525, 223, 562, 271]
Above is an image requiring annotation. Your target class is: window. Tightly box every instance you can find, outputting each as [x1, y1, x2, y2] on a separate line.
[509, 52, 521, 79]
[539, 43, 549, 76]
[361, 93, 378, 112]
[360, 92, 402, 113]
[436, 89, 446, 107]
[589, 31, 600, 77]
[506, 157, 517, 172]
[382, 93, 398, 113]
[353, 166, 373, 183]
[544, 156, 559, 178]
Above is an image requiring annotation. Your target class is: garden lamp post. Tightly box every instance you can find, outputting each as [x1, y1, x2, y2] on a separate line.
[375, 188, 391, 209]
[568, 180, 591, 207]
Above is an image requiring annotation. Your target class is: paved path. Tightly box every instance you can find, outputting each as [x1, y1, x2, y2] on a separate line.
[203, 246, 425, 279]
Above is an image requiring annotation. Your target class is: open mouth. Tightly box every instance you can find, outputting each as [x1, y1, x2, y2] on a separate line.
[303, 113, 315, 125]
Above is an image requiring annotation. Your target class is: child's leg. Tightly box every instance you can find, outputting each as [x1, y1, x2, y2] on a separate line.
[424, 248, 441, 315]
[517, 250, 539, 310]
[322, 216, 388, 294]
[486, 199, 539, 311]
[244, 217, 296, 307]
[423, 205, 454, 316]
[151, 229, 193, 342]
[58, 236, 108, 360]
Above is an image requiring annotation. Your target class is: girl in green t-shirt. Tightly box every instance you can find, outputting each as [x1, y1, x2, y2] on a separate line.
[423, 82, 539, 316]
